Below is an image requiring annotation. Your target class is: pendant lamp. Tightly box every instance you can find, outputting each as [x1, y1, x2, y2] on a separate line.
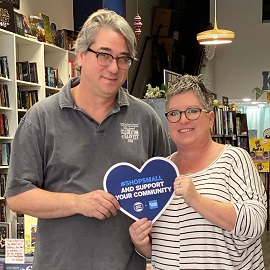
[196, 0, 235, 45]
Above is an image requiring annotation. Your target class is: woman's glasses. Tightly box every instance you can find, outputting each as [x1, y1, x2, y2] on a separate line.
[165, 108, 209, 123]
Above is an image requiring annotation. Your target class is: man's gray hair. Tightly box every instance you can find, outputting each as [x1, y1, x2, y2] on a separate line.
[74, 9, 137, 59]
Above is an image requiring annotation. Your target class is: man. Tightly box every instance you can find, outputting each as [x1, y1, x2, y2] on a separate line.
[4, 9, 170, 270]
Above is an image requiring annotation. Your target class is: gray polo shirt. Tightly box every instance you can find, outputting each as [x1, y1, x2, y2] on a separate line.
[5, 78, 170, 270]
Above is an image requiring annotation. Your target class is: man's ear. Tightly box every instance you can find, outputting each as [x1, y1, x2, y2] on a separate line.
[76, 51, 85, 68]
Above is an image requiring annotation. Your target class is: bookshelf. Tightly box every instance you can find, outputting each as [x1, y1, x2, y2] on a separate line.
[0, 27, 77, 237]
[211, 105, 250, 152]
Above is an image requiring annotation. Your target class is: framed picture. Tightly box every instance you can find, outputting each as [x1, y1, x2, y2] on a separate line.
[0, 1, 15, 32]
[222, 96, 229, 106]
[211, 92, 217, 100]
[163, 69, 180, 89]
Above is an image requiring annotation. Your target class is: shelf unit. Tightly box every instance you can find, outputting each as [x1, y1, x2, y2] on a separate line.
[211, 106, 250, 152]
[0, 27, 77, 236]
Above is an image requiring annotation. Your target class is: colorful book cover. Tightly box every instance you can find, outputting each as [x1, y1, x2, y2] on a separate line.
[24, 214, 37, 255]
[249, 138, 270, 172]
[29, 15, 45, 42]
[23, 15, 33, 37]
[39, 13, 53, 44]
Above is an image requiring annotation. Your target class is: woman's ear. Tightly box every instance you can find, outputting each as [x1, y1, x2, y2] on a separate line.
[208, 110, 215, 130]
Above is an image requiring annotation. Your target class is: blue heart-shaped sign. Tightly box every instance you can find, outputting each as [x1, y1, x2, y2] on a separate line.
[103, 157, 179, 223]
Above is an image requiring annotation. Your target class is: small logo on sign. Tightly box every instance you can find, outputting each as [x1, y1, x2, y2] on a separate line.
[133, 202, 144, 212]
[149, 200, 158, 209]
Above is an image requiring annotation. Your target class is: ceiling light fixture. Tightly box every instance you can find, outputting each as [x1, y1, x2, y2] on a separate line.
[196, 0, 235, 45]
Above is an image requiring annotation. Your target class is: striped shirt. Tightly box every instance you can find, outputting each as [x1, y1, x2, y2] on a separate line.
[151, 145, 267, 269]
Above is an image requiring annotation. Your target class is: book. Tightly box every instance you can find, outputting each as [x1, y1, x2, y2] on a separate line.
[0, 56, 10, 79]
[0, 202, 6, 222]
[39, 13, 53, 44]
[24, 214, 37, 255]
[0, 115, 4, 136]
[16, 62, 23, 81]
[51, 22, 57, 45]
[5, 238, 25, 264]
[17, 90, 38, 110]
[54, 29, 68, 49]
[29, 15, 45, 42]
[0, 84, 9, 107]
[1, 142, 10, 165]
[53, 68, 59, 87]
[249, 138, 270, 172]
[14, 11, 24, 36]
[68, 58, 75, 79]
[19, 61, 30, 82]
[29, 62, 38, 83]
[0, 174, 7, 198]
[2, 114, 9, 136]
[23, 14, 33, 37]
[0, 222, 11, 257]
[45, 66, 55, 87]
[0, 114, 9, 136]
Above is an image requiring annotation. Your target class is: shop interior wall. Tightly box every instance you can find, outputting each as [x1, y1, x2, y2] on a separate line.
[212, 0, 270, 102]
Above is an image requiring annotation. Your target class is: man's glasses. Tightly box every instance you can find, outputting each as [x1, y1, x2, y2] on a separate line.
[165, 108, 209, 123]
[87, 48, 134, 70]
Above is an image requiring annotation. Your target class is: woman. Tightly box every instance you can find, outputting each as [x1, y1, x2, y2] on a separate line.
[129, 74, 267, 269]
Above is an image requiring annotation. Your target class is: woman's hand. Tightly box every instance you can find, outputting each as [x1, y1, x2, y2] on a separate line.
[174, 175, 201, 208]
[129, 218, 152, 258]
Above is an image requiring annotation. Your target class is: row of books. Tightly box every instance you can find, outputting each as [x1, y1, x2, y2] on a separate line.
[17, 89, 39, 110]
[16, 61, 38, 83]
[0, 114, 9, 137]
[13, 8, 77, 50]
[0, 143, 11, 166]
[0, 1, 76, 50]
[0, 84, 10, 108]
[0, 56, 10, 79]
[212, 106, 248, 136]
[45, 66, 62, 88]
[212, 135, 249, 152]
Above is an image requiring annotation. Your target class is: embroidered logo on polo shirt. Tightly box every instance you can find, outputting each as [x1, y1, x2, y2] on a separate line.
[120, 123, 139, 142]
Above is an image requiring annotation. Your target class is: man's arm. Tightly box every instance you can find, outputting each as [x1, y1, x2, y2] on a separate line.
[7, 188, 120, 220]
